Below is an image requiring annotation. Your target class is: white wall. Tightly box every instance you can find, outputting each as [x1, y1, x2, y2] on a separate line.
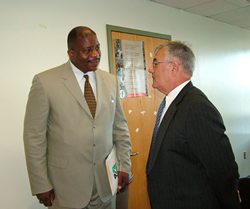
[1, 0, 250, 208]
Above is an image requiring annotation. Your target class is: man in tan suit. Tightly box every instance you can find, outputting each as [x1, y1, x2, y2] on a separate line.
[23, 26, 131, 209]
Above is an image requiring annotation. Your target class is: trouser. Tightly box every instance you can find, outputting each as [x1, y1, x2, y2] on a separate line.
[50, 177, 116, 209]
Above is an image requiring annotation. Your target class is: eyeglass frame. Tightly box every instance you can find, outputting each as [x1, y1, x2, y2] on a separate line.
[152, 61, 172, 68]
[152, 61, 181, 68]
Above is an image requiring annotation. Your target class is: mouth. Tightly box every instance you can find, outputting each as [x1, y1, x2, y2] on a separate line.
[88, 58, 100, 65]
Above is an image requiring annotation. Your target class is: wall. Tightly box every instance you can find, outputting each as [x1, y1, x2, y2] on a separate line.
[1, 0, 250, 208]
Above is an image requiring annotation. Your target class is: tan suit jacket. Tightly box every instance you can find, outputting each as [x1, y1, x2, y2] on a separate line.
[23, 61, 131, 208]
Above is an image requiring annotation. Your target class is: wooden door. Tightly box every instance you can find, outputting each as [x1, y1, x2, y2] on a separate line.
[109, 29, 170, 209]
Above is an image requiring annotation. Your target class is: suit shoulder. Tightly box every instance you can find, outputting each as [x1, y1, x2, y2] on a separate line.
[96, 68, 117, 81]
[179, 86, 214, 110]
[184, 86, 222, 116]
[186, 87, 209, 103]
[36, 62, 69, 79]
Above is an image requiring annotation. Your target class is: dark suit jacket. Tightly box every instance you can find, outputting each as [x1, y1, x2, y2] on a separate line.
[146, 82, 240, 209]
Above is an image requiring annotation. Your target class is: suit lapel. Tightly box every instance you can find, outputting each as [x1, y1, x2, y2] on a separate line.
[62, 61, 91, 117]
[147, 82, 194, 174]
[95, 70, 104, 118]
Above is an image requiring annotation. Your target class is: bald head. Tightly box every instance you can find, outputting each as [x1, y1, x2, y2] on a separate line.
[67, 26, 96, 50]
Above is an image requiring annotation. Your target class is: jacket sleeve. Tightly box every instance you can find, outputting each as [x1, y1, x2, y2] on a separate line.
[187, 100, 240, 209]
[112, 77, 131, 174]
[23, 75, 53, 195]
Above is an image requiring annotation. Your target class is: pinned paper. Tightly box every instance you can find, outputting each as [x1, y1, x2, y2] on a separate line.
[128, 110, 132, 114]
[136, 128, 139, 133]
[154, 111, 157, 115]
[141, 111, 146, 115]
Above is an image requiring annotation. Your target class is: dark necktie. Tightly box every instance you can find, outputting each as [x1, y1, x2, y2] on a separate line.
[84, 75, 96, 118]
[148, 97, 166, 167]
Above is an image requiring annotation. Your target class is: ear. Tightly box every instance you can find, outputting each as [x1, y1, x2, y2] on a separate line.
[67, 49, 74, 59]
[171, 61, 180, 77]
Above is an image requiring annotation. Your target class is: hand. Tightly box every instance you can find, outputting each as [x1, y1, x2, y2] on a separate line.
[36, 189, 55, 206]
[118, 171, 129, 192]
[237, 190, 241, 203]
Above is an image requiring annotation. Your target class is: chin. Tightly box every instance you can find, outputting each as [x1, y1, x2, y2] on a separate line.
[152, 83, 157, 89]
[89, 65, 99, 71]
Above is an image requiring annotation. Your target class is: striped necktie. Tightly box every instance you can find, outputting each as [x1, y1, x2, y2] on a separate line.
[84, 75, 96, 118]
[148, 97, 166, 167]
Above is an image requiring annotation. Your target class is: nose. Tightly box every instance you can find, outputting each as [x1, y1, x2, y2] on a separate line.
[90, 49, 99, 57]
[148, 66, 153, 73]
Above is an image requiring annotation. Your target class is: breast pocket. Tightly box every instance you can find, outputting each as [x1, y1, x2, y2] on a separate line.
[108, 97, 116, 118]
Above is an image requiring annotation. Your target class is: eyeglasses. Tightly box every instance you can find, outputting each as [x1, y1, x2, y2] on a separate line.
[152, 61, 173, 68]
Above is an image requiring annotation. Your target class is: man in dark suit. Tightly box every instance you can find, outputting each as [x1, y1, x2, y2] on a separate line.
[24, 26, 131, 209]
[146, 41, 240, 209]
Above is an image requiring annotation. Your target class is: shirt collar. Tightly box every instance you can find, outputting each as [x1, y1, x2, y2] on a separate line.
[166, 80, 190, 104]
[69, 60, 95, 83]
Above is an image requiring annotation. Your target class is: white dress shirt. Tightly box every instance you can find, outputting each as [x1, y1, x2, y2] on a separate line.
[160, 80, 190, 123]
[70, 61, 97, 100]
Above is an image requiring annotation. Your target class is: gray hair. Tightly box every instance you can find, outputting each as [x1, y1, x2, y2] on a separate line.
[155, 41, 195, 76]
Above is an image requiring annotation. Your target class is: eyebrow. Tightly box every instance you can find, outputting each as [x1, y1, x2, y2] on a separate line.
[83, 43, 100, 49]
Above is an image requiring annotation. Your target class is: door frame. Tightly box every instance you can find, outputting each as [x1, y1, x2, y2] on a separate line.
[106, 25, 172, 209]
